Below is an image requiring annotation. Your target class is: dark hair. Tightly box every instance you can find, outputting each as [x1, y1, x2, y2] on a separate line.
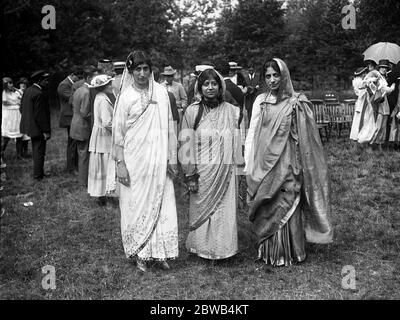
[197, 69, 224, 103]
[126, 51, 152, 73]
[17, 77, 29, 87]
[82, 65, 96, 80]
[152, 66, 160, 82]
[193, 69, 224, 131]
[262, 59, 281, 76]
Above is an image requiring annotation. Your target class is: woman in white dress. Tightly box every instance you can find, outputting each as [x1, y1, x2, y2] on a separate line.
[1, 77, 24, 160]
[112, 51, 179, 272]
[350, 67, 368, 141]
[87, 75, 117, 206]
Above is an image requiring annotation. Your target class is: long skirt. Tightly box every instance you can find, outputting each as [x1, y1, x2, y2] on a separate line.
[257, 205, 306, 267]
[350, 110, 362, 140]
[357, 104, 377, 144]
[88, 152, 115, 197]
[186, 172, 238, 260]
[371, 114, 388, 145]
[2, 108, 22, 138]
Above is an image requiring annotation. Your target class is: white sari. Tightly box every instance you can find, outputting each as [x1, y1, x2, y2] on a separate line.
[112, 70, 178, 260]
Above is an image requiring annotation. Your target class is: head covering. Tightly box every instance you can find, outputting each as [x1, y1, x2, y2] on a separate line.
[88, 74, 114, 88]
[31, 70, 50, 83]
[263, 58, 295, 103]
[195, 65, 213, 73]
[3, 77, 12, 84]
[354, 67, 368, 76]
[192, 67, 226, 104]
[378, 59, 391, 69]
[161, 66, 176, 76]
[111, 51, 155, 158]
[229, 61, 242, 70]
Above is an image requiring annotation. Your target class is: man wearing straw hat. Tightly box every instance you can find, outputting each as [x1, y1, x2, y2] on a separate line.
[161, 65, 188, 124]
[112, 61, 125, 96]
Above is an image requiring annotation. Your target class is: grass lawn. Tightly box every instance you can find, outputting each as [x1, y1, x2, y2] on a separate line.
[1, 108, 399, 300]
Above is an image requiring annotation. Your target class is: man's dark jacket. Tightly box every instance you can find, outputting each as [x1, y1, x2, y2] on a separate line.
[20, 84, 51, 138]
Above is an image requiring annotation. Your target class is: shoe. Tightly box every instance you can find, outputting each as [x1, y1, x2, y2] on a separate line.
[159, 261, 170, 270]
[137, 260, 148, 272]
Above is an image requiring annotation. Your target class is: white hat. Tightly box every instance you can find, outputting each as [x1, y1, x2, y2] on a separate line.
[88, 74, 114, 88]
[229, 61, 242, 70]
[195, 65, 213, 72]
[113, 61, 125, 70]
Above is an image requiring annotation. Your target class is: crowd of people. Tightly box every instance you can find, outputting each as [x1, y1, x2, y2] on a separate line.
[350, 59, 400, 149]
[8, 48, 399, 272]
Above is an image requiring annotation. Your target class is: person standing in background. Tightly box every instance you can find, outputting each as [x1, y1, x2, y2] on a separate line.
[112, 61, 125, 97]
[70, 66, 95, 187]
[161, 65, 188, 124]
[20, 71, 51, 181]
[2, 77, 24, 160]
[57, 66, 82, 174]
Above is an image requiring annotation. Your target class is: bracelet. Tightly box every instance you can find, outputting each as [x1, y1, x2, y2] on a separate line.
[116, 159, 124, 166]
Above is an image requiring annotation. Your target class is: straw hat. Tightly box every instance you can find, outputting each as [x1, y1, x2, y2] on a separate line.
[88, 74, 114, 88]
[161, 66, 177, 76]
[229, 61, 242, 70]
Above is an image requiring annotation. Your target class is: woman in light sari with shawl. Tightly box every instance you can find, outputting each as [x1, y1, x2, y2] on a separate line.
[112, 51, 179, 272]
[244, 58, 333, 267]
[180, 68, 240, 260]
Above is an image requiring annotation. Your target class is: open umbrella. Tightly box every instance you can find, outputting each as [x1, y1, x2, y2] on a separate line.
[363, 42, 400, 65]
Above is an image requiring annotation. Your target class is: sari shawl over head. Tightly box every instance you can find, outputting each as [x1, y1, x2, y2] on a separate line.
[112, 65, 177, 257]
[245, 58, 333, 245]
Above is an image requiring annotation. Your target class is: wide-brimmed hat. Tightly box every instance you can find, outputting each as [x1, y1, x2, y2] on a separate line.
[161, 66, 176, 76]
[354, 67, 368, 76]
[88, 74, 114, 88]
[195, 65, 214, 73]
[113, 61, 125, 70]
[229, 61, 242, 70]
[31, 70, 50, 82]
[3, 77, 13, 84]
[377, 59, 391, 69]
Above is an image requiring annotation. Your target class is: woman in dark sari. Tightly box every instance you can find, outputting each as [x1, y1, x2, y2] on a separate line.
[244, 58, 333, 267]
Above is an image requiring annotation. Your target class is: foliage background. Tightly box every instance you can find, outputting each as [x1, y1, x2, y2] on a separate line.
[2, 0, 400, 90]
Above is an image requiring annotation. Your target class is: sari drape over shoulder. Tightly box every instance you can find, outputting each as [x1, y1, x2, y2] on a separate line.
[244, 58, 332, 266]
[112, 70, 178, 260]
[180, 68, 240, 260]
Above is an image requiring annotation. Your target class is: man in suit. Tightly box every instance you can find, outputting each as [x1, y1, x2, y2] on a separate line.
[161, 66, 188, 124]
[244, 64, 262, 125]
[70, 66, 95, 187]
[20, 70, 51, 181]
[215, 59, 244, 125]
[57, 66, 82, 174]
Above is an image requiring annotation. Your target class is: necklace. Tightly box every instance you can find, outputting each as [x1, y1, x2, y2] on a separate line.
[204, 103, 221, 123]
[132, 83, 150, 111]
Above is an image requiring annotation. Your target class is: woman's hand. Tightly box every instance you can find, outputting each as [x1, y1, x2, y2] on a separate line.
[396, 111, 400, 120]
[117, 162, 130, 187]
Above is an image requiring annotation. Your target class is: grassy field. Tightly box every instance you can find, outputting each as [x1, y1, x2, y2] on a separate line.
[1, 108, 399, 300]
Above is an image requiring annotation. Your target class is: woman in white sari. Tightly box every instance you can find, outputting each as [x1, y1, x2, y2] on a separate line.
[112, 51, 179, 272]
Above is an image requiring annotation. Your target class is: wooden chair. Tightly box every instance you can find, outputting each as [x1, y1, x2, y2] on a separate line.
[325, 102, 349, 138]
[343, 99, 356, 124]
[310, 99, 330, 141]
